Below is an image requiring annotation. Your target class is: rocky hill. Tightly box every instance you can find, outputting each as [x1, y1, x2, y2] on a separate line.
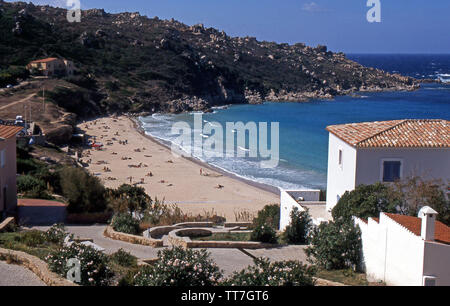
[0, 1, 418, 115]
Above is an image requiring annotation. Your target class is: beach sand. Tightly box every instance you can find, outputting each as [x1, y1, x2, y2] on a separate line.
[77, 116, 279, 222]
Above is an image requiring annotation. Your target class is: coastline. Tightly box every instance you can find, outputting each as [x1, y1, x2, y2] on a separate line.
[129, 116, 281, 196]
[77, 116, 280, 222]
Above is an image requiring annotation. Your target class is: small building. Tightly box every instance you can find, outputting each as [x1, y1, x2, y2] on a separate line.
[27, 57, 74, 77]
[0, 124, 24, 219]
[354, 206, 450, 286]
[325, 119, 450, 211]
[279, 189, 329, 231]
[17, 199, 68, 225]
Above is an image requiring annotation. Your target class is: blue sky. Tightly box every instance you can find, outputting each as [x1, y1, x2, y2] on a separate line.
[12, 0, 450, 53]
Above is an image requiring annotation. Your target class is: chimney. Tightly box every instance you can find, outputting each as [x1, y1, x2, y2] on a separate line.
[418, 206, 438, 241]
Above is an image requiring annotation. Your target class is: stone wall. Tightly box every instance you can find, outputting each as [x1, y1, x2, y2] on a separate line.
[104, 226, 163, 247]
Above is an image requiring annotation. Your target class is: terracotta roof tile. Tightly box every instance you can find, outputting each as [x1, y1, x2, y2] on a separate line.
[29, 57, 59, 63]
[326, 119, 449, 148]
[18, 199, 67, 207]
[0, 125, 24, 139]
[385, 213, 450, 245]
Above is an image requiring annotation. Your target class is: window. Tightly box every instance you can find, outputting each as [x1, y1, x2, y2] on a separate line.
[338, 150, 343, 166]
[0, 150, 5, 168]
[382, 160, 401, 182]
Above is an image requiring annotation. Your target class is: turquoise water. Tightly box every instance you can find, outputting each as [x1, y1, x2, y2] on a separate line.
[140, 55, 450, 190]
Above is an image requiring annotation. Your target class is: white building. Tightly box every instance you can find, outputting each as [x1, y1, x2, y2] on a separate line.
[326, 119, 450, 211]
[354, 206, 450, 286]
[279, 189, 329, 231]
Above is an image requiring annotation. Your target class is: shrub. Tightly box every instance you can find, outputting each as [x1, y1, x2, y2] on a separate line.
[133, 247, 223, 286]
[109, 249, 138, 268]
[111, 213, 140, 235]
[224, 258, 316, 286]
[306, 220, 362, 271]
[46, 243, 113, 286]
[59, 167, 107, 213]
[16, 230, 46, 247]
[17, 175, 46, 193]
[282, 207, 312, 244]
[332, 183, 402, 222]
[44, 224, 68, 245]
[108, 184, 151, 215]
[250, 223, 278, 244]
[252, 204, 280, 230]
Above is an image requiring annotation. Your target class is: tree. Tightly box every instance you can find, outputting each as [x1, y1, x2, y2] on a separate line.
[306, 220, 362, 271]
[332, 182, 402, 221]
[282, 207, 312, 244]
[108, 184, 151, 215]
[59, 167, 107, 213]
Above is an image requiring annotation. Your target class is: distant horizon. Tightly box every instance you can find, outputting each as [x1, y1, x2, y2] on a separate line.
[5, 0, 450, 54]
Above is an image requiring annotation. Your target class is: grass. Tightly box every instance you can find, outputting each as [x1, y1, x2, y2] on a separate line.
[191, 232, 252, 242]
[0, 231, 58, 261]
[316, 269, 371, 286]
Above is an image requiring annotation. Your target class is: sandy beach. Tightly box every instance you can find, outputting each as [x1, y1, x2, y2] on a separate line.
[77, 116, 279, 222]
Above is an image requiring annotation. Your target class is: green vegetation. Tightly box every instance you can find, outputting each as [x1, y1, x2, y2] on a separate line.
[111, 213, 140, 235]
[133, 247, 223, 286]
[250, 223, 278, 244]
[252, 204, 280, 230]
[332, 179, 450, 226]
[224, 258, 316, 286]
[59, 167, 107, 213]
[316, 269, 370, 286]
[306, 220, 362, 271]
[0, 65, 29, 87]
[281, 207, 312, 245]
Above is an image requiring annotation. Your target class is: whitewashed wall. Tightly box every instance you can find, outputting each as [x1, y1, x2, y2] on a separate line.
[423, 241, 450, 286]
[279, 189, 306, 231]
[326, 134, 357, 211]
[355, 148, 450, 186]
[356, 213, 450, 286]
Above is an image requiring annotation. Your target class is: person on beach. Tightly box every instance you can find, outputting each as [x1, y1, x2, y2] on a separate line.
[200, 168, 203, 176]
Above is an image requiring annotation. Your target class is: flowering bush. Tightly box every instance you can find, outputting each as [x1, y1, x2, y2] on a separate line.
[133, 247, 223, 286]
[44, 224, 69, 244]
[46, 243, 113, 286]
[224, 258, 316, 286]
[111, 213, 140, 235]
[251, 224, 278, 244]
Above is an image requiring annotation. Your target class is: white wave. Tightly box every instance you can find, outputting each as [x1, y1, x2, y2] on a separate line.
[238, 146, 250, 152]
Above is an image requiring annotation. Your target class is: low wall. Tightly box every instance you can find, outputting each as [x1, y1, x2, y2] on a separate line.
[0, 247, 77, 286]
[0, 217, 15, 232]
[224, 222, 253, 228]
[168, 228, 276, 249]
[103, 226, 163, 247]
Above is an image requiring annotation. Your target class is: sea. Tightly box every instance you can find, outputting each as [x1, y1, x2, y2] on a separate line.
[139, 54, 450, 190]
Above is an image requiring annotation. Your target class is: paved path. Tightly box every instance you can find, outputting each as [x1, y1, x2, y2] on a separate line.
[33, 225, 255, 276]
[244, 245, 309, 264]
[0, 261, 46, 286]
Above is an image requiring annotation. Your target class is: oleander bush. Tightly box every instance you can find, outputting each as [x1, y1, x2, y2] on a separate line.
[224, 258, 316, 286]
[281, 207, 312, 244]
[305, 219, 362, 271]
[44, 224, 68, 245]
[250, 223, 278, 244]
[46, 243, 113, 286]
[133, 247, 223, 286]
[111, 213, 140, 235]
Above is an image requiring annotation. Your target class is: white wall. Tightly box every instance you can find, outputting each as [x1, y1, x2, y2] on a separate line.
[423, 241, 450, 286]
[279, 189, 306, 231]
[355, 148, 450, 186]
[326, 134, 357, 211]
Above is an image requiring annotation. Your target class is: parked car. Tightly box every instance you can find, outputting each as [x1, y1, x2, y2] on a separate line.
[6, 84, 13, 88]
